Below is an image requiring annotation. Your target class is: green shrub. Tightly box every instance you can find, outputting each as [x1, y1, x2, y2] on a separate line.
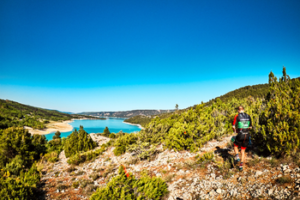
[80, 179, 93, 188]
[276, 175, 293, 184]
[67, 145, 106, 165]
[48, 157, 59, 163]
[64, 126, 97, 158]
[113, 133, 138, 156]
[89, 173, 99, 181]
[257, 68, 300, 155]
[198, 152, 214, 162]
[102, 127, 111, 137]
[44, 151, 59, 163]
[90, 166, 168, 200]
[0, 128, 43, 199]
[127, 141, 158, 160]
[55, 171, 60, 177]
[113, 146, 126, 156]
[0, 127, 45, 169]
[4, 155, 24, 176]
[72, 181, 80, 188]
[108, 133, 116, 138]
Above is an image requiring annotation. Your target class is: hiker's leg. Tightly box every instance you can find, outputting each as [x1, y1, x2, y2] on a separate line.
[233, 143, 240, 162]
[241, 147, 246, 163]
[234, 144, 239, 155]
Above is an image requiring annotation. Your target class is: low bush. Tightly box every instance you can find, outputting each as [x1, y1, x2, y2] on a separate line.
[57, 184, 69, 190]
[79, 179, 93, 188]
[0, 164, 41, 199]
[163, 174, 175, 183]
[113, 133, 138, 156]
[66, 165, 77, 173]
[198, 152, 214, 162]
[276, 175, 293, 184]
[84, 184, 98, 195]
[55, 171, 60, 177]
[127, 141, 159, 160]
[74, 171, 85, 176]
[89, 173, 99, 181]
[90, 166, 168, 200]
[67, 145, 106, 165]
[44, 151, 59, 163]
[72, 181, 79, 188]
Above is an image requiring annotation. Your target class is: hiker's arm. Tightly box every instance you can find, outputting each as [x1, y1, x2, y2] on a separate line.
[232, 114, 238, 132]
[249, 116, 253, 129]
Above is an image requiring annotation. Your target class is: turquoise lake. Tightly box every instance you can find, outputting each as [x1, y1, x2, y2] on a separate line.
[45, 118, 141, 141]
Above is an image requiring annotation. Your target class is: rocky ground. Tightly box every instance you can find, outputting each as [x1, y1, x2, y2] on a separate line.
[39, 134, 300, 200]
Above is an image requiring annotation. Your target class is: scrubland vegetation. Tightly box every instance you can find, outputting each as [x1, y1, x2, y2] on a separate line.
[115, 68, 300, 159]
[90, 166, 168, 200]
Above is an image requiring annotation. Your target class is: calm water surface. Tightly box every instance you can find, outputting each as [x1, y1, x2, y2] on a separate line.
[45, 118, 141, 141]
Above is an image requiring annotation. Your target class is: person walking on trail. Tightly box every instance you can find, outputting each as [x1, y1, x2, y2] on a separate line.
[232, 106, 252, 171]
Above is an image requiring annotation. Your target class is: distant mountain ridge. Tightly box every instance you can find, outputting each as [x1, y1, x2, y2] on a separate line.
[78, 109, 174, 118]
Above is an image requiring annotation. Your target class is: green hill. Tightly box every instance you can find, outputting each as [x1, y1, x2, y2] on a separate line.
[116, 68, 300, 158]
[0, 99, 89, 129]
[125, 77, 299, 127]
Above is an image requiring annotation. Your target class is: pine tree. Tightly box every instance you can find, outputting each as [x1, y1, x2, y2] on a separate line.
[103, 127, 111, 137]
[258, 67, 300, 155]
[64, 127, 97, 158]
[52, 131, 61, 140]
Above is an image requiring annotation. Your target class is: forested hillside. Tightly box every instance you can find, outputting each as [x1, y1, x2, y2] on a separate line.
[0, 99, 92, 129]
[206, 77, 299, 105]
[125, 76, 300, 127]
[117, 68, 300, 157]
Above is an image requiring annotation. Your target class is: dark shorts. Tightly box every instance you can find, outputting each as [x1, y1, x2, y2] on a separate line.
[234, 131, 249, 150]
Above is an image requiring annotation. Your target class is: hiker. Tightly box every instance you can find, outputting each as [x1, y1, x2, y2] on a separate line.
[232, 106, 252, 171]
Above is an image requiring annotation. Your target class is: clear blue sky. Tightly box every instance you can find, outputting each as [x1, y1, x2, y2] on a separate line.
[1, 0, 300, 112]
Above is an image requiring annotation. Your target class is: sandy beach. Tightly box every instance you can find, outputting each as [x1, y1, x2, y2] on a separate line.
[122, 121, 144, 129]
[24, 120, 74, 135]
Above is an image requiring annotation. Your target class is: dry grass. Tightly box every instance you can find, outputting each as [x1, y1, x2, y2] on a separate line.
[247, 157, 261, 167]
[125, 157, 139, 165]
[57, 184, 69, 190]
[163, 174, 175, 183]
[66, 165, 77, 173]
[276, 175, 293, 184]
[101, 164, 116, 178]
[89, 173, 99, 181]
[79, 179, 94, 188]
[183, 159, 198, 170]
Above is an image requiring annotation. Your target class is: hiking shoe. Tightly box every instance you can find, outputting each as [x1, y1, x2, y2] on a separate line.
[235, 158, 240, 163]
[239, 166, 243, 171]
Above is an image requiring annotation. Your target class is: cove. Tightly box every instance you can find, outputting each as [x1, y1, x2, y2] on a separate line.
[45, 118, 141, 141]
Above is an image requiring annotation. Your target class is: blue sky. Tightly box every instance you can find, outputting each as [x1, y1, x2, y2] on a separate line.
[1, 0, 300, 112]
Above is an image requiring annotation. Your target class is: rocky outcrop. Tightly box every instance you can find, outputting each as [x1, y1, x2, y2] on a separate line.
[40, 135, 300, 200]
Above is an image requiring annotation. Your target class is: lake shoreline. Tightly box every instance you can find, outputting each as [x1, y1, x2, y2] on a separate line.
[122, 121, 144, 129]
[25, 119, 75, 135]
